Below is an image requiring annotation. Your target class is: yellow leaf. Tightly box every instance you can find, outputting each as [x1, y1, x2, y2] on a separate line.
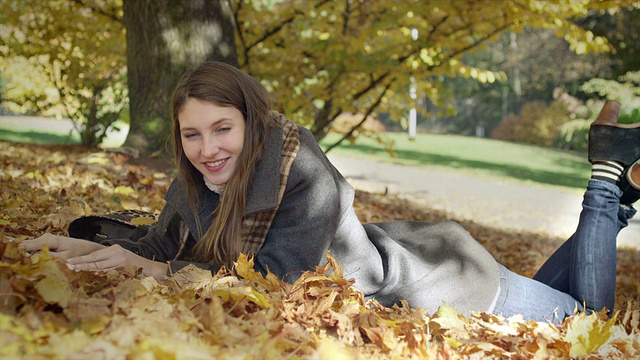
[81, 315, 112, 335]
[114, 186, 135, 196]
[170, 264, 216, 290]
[130, 217, 156, 226]
[120, 198, 139, 209]
[434, 304, 467, 332]
[68, 200, 89, 216]
[420, 49, 434, 66]
[486, 72, 496, 83]
[318, 32, 330, 40]
[214, 286, 271, 309]
[87, 153, 110, 164]
[444, 336, 463, 349]
[572, 42, 587, 55]
[34, 258, 73, 308]
[234, 253, 281, 292]
[566, 312, 616, 357]
[430, 304, 470, 342]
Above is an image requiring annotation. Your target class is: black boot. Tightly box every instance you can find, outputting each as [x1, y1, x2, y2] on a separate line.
[588, 101, 640, 167]
[620, 159, 640, 205]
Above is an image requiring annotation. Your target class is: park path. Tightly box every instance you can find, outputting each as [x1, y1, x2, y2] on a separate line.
[327, 154, 640, 250]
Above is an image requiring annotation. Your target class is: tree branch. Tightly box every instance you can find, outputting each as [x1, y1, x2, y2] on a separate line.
[233, 1, 249, 67]
[244, 0, 332, 52]
[324, 78, 394, 153]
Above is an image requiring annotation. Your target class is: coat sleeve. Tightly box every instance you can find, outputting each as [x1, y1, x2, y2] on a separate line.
[100, 205, 182, 262]
[103, 206, 222, 276]
[252, 131, 344, 283]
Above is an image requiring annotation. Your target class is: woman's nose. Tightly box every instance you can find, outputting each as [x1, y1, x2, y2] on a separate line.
[201, 137, 219, 157]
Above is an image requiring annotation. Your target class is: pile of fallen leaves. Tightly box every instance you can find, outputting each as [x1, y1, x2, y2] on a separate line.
[1, 141, 639, 359]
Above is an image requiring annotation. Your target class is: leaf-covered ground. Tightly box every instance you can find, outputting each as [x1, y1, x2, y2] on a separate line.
[1, 141, 639, 359]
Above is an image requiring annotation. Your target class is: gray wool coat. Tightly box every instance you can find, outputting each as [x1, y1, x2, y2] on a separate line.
[109, 121, 500, 316]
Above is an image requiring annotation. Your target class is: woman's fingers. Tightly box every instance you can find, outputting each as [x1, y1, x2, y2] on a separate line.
[20, 235, 105, 260]
[67, 245, 129, 271]
[19, 233, 61, 252]
[64, 244, 167, 279]
[70, 259, 116, 272]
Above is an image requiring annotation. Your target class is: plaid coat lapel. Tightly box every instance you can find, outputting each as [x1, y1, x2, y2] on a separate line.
[239, 118, 300, 256]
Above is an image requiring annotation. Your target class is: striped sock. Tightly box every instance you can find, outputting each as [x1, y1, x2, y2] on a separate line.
[591, 161, 623, 184]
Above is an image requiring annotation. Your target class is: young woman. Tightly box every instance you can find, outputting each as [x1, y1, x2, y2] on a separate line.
[21, 61, 640, 323]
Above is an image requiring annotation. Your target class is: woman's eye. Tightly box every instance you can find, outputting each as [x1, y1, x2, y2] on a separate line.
[183, 133, 198, 139]
[217, 126, 231, 133]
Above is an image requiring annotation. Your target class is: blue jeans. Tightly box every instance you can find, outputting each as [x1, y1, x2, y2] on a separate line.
[492, 179, 636, 323]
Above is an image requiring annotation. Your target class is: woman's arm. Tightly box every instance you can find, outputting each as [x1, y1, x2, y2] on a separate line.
[101, 205, 186, 262]
[102, 206, 222, 276]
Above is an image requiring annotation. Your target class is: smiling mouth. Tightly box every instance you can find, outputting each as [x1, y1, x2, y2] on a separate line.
[204, 158, 227, 167]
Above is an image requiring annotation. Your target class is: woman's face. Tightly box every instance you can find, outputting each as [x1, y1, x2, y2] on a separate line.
[178, 98, 246, 185]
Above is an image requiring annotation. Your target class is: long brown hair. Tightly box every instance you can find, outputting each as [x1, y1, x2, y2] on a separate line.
[171, 61, 279, 267]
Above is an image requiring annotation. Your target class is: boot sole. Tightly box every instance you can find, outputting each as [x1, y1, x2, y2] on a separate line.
[588, 124, 640, 166]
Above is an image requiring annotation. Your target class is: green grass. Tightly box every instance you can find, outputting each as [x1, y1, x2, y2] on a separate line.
[0, 128, 80, 145]
[0, 117, 81, 145]
[320, 132, 591, 191]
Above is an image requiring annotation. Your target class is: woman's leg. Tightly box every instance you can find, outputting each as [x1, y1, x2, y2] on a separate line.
[494, 264, 583, 323]
[532, 101, 639, 313]
[493, 180, 631, 323]
[532, 179, 635, 312]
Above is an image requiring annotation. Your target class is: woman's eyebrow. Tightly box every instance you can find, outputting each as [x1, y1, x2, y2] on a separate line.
[180, 118, 235, 133]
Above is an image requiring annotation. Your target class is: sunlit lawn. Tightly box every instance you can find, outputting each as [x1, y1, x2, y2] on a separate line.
[320, 132, 591, 190]
[0, 128, 81, 145]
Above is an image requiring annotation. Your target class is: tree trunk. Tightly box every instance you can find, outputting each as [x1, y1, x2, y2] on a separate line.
[123, 0, 238, 155]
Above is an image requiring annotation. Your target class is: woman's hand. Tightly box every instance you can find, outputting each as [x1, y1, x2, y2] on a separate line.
[19, 233, 106, 259]
[67, 245, 169, 280]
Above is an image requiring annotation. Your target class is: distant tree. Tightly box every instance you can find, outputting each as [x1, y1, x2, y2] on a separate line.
[582, 71, 640, 114]
[123, 0, 238, 154]
[578, 6, 640, 78]
[491, 100, 570, 147]
[435, 26, 613, 136]
[0, 0, 126, 147]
